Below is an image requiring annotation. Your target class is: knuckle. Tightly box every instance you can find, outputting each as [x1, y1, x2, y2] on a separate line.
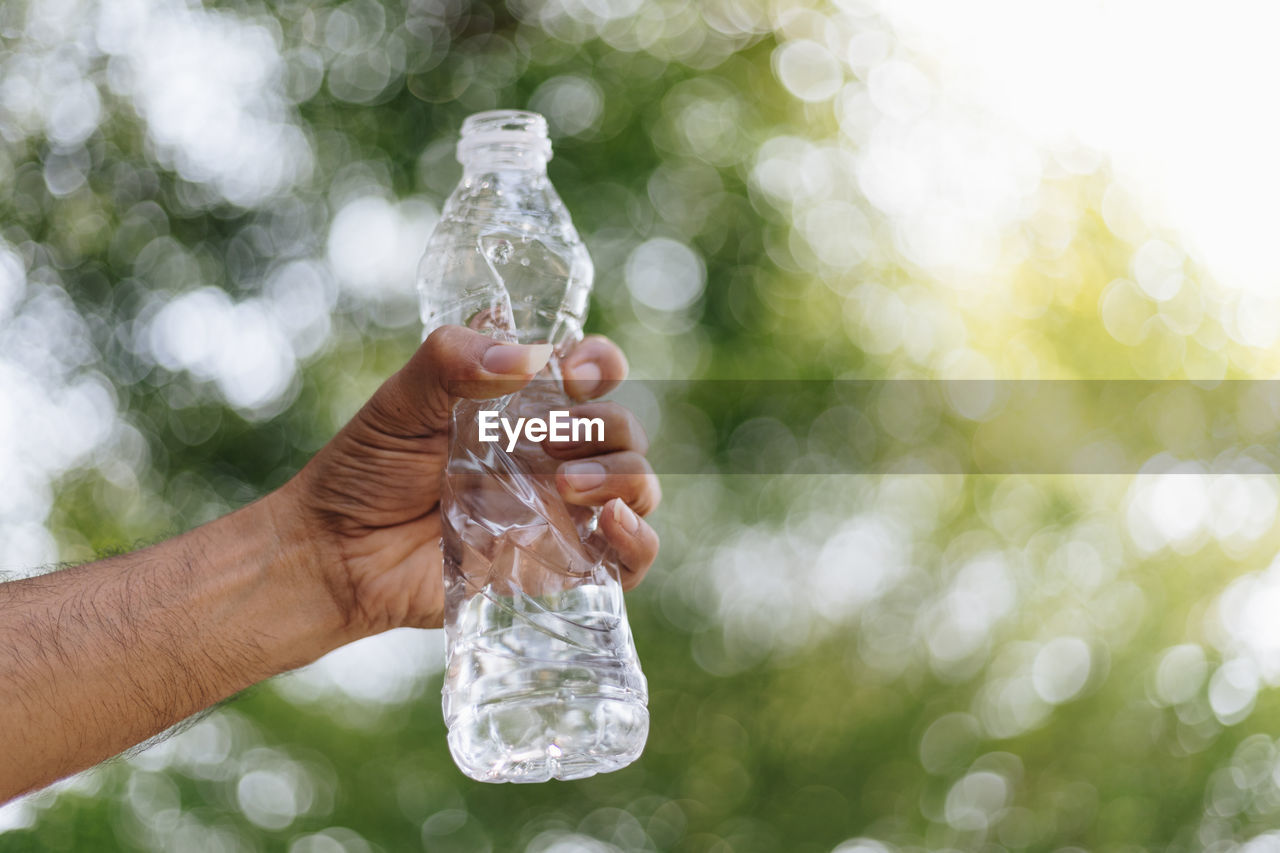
[574, 335, 628, 382]
[608, 342, 630, 378]
[422, 325, 464, 370]
[613, 455, 659, 515]
[643, 525, 660, 556]
[617, 450, 648, 474]
[587, 400, 624, 421]
[625, 413, 650, 455]
[636, 485, 660, 517]
[423, 324, 456, 353]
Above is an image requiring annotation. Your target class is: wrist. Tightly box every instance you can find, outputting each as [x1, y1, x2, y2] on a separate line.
[205, 487, 362, 673]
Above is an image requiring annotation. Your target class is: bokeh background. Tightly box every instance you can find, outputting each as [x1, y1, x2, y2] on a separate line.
[5, 0, 1280, 851]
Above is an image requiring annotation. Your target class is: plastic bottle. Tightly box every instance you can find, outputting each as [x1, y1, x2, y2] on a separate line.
[416, 110, 649, 783]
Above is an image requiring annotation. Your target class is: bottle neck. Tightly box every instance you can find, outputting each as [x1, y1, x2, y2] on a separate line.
[460, 152, 549, 180]
[455, 110, 553, 177]
[449, 163, 552, 218]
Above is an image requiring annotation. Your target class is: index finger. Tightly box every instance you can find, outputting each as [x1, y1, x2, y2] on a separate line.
[561, 334, 628, 401]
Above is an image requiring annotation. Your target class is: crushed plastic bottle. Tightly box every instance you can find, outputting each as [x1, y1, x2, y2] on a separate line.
[416, 110, 649, 783]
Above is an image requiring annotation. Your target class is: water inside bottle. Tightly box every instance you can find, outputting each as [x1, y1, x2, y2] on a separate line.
[444, 585, 649, 782]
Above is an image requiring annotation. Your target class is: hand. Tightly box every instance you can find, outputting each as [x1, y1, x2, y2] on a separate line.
[0, 326, 660, 798]
[274, 326, 661, 638]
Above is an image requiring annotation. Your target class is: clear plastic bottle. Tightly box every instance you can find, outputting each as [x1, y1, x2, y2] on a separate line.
[416, 110, 649, 783]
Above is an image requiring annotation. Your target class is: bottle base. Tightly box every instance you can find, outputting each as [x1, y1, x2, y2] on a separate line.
[447, 694, 649, 783]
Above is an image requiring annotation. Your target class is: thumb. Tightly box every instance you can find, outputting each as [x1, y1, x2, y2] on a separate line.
[360, 325, 552, 439]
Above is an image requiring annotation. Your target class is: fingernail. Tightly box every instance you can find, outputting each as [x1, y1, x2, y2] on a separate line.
[566, 361, 602, 398]
[612, 499, 639, 534]
[563, 461, 606, 491]
[482, 342, 553, 375]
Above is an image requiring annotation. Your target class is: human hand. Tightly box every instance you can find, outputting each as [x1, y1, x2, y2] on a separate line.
[272, 326, 661, 639]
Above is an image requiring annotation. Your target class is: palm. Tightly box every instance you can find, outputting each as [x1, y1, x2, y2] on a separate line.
[297, 409, 454, 631]
[342, 511, 447, 630]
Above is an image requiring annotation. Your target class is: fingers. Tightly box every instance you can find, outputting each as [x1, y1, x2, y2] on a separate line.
[555, 340, 656, 589]
[556, 451, 661, 517]
[561, 334, 628, 401]
[364, 326, 552, 439]
[599, 498, 659, 590]
[543, 401, 649, 459]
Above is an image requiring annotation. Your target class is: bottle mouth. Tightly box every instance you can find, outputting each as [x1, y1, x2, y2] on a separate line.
[457, 110, 553, 168]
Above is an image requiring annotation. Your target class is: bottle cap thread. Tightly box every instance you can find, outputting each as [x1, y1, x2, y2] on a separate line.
[457, 110, 553, 168]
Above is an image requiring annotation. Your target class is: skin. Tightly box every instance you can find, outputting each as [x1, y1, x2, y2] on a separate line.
[0, 326, 660, 802]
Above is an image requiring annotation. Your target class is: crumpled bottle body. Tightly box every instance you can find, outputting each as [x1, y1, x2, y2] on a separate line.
[439, 376, 649, 782]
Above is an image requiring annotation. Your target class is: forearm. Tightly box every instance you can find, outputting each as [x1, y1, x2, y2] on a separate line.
[0, 494, 350, 801]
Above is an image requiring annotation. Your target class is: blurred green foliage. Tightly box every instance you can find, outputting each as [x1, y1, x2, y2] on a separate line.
[5, 1, 1280, 852]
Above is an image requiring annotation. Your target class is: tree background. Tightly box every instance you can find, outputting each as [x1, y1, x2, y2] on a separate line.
[3, 1, 1280, 851]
